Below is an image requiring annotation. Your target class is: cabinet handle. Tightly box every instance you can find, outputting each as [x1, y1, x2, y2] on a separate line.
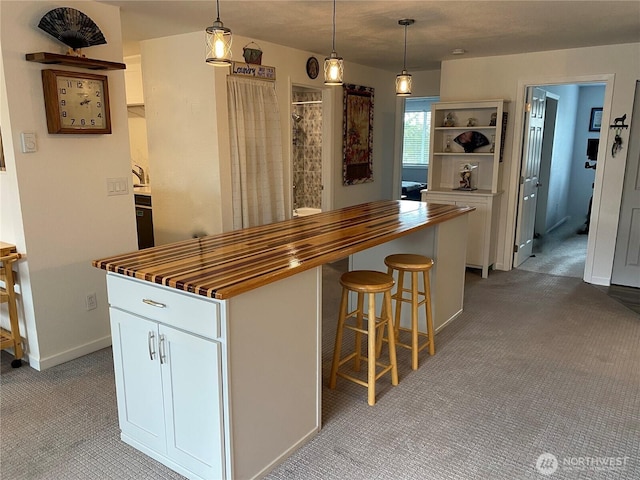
[159, 334, 167, 365]
[142, 298, 166, 308]
[148, 331, 156, 361]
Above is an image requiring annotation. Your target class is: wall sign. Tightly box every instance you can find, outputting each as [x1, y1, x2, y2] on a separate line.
[231, 62, 276, 81]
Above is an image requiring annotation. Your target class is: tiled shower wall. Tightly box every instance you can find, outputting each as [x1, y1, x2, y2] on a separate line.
[292, 90, 322, 210]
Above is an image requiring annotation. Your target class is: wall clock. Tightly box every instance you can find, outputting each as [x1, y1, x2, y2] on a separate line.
[306, 56, 319, 79]
[41, 69, 112, 134]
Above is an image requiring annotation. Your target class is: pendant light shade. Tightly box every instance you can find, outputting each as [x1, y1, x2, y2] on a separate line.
[324, 0, 343, 85]
[324, 52, 344, 85]
[396, 19, 414, 96]
[205, 0, 232, 66]
[396, 70, 412, 96]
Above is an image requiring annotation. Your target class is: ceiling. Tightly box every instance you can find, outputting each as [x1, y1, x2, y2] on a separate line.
[99, 1, 640, 71]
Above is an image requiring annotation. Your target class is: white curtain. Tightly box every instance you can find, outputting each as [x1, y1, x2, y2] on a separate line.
[227, 76, 285, 229]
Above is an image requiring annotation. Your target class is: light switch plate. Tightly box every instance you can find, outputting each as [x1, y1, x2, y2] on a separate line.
[107, 177, 129, 196]
[20, 132, 37, 153]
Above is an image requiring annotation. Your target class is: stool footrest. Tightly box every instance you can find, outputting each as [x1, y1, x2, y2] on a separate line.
[381, 327, 432, 352]
[336, 362, 395, 386]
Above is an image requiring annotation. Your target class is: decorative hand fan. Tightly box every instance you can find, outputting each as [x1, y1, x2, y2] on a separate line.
[38, 7, 106, 54]
[453, 131, 490, 153]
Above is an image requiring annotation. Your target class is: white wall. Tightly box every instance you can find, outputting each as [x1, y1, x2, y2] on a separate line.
[140, 32, 230, 244]
[139, 31, 408, 243]
[568, 85, 605, 220]
[543, 84, 579, 231]
[0, 1, 138, 369]
[440, 43, 640, 285]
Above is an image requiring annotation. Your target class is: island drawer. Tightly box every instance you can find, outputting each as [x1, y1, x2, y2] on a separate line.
[106, 274, 221, 340]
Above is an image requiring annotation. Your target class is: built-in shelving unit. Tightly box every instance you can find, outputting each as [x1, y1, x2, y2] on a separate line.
[428, 99, 507, 193]
[423, 99, 509, 277]
[25, 52, 126, 71]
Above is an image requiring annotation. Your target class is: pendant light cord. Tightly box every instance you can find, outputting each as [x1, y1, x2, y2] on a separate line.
[216, 0, 221, 21]
[403, 22, 408, 70]
[332, 0, 337, 52]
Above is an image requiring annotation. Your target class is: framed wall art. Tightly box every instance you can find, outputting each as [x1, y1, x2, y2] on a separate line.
[342, 84, 374, 185]
[589, 107, 602, 132]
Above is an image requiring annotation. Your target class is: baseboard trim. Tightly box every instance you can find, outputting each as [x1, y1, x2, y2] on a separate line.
[546, 215, 570, 234]
[436, 308, 463, 333]
[31, 335, 112, 371]
[250, 426, 319, 479]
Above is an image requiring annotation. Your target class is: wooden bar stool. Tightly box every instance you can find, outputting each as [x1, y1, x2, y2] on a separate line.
[383, 254, 435, 370]
[329, 270, 399, 406]
[1, 253, 24, 368]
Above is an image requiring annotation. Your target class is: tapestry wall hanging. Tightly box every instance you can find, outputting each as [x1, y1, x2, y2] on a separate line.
[343, 84, 374, 185]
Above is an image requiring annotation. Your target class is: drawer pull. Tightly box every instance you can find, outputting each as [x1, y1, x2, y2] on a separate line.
[148, 331, 156, 361]
[142, 298, 166, 308]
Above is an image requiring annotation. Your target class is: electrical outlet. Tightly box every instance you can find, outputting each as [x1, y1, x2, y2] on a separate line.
[86, 292, 97, 311]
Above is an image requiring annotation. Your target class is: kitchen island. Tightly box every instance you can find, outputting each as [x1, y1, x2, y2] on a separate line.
[93, 200, 473, 480]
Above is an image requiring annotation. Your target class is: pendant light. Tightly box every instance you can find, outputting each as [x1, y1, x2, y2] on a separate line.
[205, 0, 232, 66]
[396, 19, 414, 96]
[324, 0, 344, 85]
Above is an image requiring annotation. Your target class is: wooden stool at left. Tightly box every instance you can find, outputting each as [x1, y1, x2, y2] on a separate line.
[1, 243, 24, 368]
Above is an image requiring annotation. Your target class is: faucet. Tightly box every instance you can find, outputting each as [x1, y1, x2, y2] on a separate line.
[132, 164, 145, 185]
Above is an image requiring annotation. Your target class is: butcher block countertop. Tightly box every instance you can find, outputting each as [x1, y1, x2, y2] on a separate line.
[93, 200, 473, 300]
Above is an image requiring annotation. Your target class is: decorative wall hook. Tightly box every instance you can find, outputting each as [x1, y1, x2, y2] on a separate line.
[609, 113, 628, 129]
[609, 113, 628, 157]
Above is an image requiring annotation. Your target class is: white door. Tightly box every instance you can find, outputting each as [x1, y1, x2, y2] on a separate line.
[611, 81, 640, 287]
[514, 87, 546, 267]
[161, 325, 225, 480]
[110, 308, 166, 453]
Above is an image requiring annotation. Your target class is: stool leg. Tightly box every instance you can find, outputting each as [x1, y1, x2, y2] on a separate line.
[329, 287, 349, 389]
[367, 292, 377, 406]
[354, 292, 364, 372]
[377, 266, 393, 357]
[393, 269, 404, 339]
[411, 271, 419, 370]
[384, 290, 399, 386]
[424, 269, 435, 356]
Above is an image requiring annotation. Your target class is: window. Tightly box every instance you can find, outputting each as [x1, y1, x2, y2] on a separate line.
[402, 97, 438, 167]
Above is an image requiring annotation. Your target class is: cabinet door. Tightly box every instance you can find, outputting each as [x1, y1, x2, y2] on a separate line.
[456, 200, 488, 267]
[160, 325, 225, 480]
[110, 308, 166, 453]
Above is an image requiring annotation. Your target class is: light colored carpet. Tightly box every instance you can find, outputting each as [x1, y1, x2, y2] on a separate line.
[518, 219, 588, 278]
[1, 264, 638, 480]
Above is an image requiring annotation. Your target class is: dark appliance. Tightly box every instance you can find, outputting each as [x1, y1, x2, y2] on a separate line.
[134, 194, 155, 249]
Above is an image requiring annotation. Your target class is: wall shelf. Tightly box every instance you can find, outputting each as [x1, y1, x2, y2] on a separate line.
[25, 52, 126, 71]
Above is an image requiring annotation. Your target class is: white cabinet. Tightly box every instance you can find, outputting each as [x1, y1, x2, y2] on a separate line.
[423, 189, 502, 278]
[108, 275, 225, 480]
[106, 268, 322, 480]
[124, 55, 144, 105]
[424, 100, 508, 278]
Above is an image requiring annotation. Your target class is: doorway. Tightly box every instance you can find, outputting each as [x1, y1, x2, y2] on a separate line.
[291, 85, 325, 216]
[515, 83, 605, 278]
[400, 96, 439, 200]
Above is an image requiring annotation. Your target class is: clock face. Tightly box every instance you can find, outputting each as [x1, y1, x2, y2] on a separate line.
[42, 70, 112, 134]
[56, 75, 106, 129]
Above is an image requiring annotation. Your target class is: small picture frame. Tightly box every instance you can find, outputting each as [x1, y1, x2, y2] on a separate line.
[589, 107, 602, 132]
[306, 57, 319, 79]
